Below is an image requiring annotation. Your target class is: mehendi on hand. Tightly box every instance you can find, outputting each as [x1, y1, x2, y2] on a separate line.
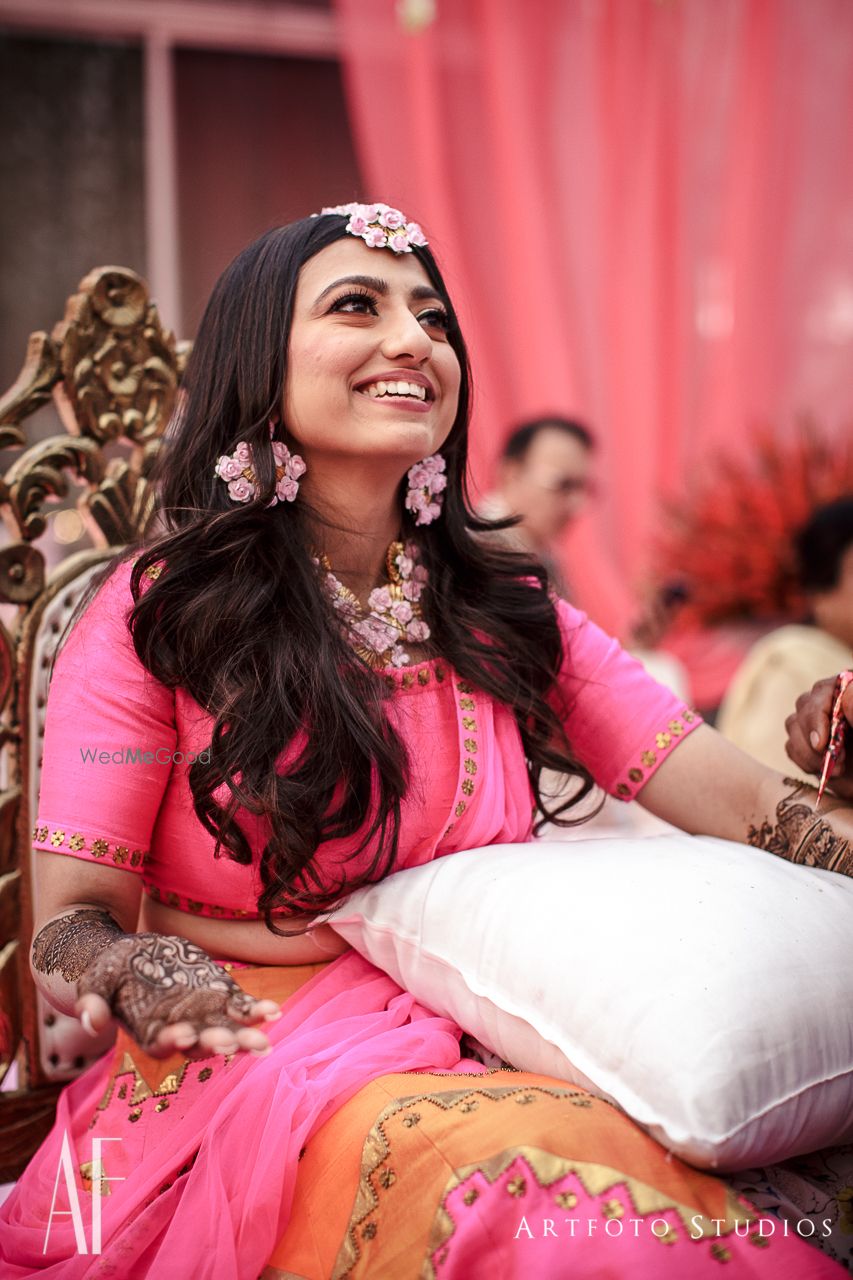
[747, 777, 853, 875]
[32, 907, 125, 985]
[77, 932, 258, 1051]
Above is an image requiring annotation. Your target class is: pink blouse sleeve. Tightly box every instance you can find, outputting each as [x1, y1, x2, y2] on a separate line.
[31, 558, 176, 873]
[551, 598, 703, 800]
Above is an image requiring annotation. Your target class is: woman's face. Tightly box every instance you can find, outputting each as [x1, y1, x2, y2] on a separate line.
[282, 238, 461, 473]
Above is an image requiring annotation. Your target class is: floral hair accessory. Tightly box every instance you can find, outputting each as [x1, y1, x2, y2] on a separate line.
[316, 202, 428, 254]
[213, 421, 306, 506]
[405, 453, 447, 525]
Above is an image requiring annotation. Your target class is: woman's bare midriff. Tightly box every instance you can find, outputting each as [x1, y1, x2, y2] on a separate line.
[138, 896, 352, 965]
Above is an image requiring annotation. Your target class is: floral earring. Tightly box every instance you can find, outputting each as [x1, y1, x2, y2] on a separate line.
[214, 420, 306, 506]
[405, 454, 447, 525]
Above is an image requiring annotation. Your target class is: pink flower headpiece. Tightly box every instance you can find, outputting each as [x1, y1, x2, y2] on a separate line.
[213, 421, 306, 506]
[317, 202, 428, 255]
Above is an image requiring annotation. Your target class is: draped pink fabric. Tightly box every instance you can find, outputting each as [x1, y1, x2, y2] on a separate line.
[0, 953, 477, 1278]
[334, 0, 853, 637]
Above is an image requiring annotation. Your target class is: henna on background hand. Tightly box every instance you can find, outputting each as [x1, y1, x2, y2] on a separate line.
[77, 932, 258, 1049]
[32, 908, 125, 983]
[747, 778, 853, 875]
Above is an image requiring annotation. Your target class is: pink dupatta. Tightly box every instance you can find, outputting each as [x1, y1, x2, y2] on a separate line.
[0, 952, 483, 1278]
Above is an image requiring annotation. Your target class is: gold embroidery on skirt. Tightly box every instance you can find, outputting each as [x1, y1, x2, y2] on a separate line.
[331, 1081, 590, 1279]
[93, 1048, 192, 1116]
[332, 1084, 755, 1279]
[424, 1149, 755, 1274]
[79, 1160, 112, 1195]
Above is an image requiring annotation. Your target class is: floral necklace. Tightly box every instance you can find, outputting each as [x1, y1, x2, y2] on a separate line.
[315, 540, 431, 669]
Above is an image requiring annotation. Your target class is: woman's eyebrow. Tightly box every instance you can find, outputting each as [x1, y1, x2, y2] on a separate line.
[313, 275, 387, 306]
[409, 285, 445, 303]
[312, 276, 445, 307]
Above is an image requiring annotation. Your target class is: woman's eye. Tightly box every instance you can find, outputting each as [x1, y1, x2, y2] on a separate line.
[418, 308, 451, 332]
[330, 292, 378, 315]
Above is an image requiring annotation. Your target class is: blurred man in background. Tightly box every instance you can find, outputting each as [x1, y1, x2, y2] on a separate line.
[484, 416, 596, 595]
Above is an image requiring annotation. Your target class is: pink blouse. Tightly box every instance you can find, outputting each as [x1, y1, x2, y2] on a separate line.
[32, 558, 702, 919]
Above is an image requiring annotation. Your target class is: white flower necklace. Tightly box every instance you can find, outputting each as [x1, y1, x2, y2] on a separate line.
[315, 540, 431, 669]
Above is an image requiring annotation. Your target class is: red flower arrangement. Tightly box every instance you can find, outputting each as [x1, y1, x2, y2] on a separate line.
[652, 421, 853, 628]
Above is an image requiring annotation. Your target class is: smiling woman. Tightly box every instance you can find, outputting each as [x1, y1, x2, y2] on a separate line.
[284, 239, 461, 530]
[2, 203, 851, 1279]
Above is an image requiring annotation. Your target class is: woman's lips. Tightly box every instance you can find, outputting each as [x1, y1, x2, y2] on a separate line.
[356, 388, 432, 413]
[354, 375, 434, 413]
[353, 371, 436, 399]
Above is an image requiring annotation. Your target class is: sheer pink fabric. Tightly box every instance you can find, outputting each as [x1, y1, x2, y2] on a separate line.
[334, 0, 853, 637]
[0, 953, 481, 1278]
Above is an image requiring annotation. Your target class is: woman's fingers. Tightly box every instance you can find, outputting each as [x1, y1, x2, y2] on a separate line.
[75, 992, 113, 1036]
[236, 1025, 273, 1054]
[198, 1023, 272, 1054]
[149, 999, 280, 1059]
[226, 995, 282, 1025]
[148, 1020, 257, 1059]
[189, 994, 281, 1055]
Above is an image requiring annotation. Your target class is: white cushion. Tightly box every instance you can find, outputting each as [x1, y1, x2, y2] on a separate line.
[327, 835, 853, 1171]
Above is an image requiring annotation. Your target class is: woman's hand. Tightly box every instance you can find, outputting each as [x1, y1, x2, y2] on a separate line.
[76, 931, 281, 1060]
[784, 677, 853, 800]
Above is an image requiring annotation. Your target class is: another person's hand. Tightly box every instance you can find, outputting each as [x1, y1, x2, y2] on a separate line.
[76, 932, 281, 1059]
[785, 676, 853, 800]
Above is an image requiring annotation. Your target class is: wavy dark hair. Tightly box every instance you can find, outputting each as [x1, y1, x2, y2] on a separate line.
[70, 214, 598, 932]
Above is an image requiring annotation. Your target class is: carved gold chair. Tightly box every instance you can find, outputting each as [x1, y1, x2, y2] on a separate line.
[0, 268, 186, 1179]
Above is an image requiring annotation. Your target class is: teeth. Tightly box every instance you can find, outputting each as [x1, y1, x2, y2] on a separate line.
[362, 380, 427, 400]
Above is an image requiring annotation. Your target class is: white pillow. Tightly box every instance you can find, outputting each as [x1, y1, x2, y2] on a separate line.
[327, 835, 853, 1171]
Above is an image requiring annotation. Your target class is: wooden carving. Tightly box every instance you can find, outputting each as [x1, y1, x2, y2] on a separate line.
[54, 267, 178, 445]
[0, 266, 180, 560]
[0, 267, 185, 1157]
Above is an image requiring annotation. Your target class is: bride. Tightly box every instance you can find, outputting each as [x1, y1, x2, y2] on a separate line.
[3, 201, 849, 1278]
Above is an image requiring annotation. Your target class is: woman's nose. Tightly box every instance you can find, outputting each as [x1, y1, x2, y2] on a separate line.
[380, 307, 432, 362]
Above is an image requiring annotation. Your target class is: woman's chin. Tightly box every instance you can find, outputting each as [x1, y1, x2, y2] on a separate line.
[346, 426, 449, 465]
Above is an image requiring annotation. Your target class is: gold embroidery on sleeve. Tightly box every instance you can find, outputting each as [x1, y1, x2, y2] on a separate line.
[614, 709, 701, 798]
[36, 825, 152, 870]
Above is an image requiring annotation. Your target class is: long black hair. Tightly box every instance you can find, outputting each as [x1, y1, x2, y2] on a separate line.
[77, 214, 597, 932]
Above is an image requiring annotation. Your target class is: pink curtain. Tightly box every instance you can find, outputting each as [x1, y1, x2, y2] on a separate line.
[334, 0, 853, 638]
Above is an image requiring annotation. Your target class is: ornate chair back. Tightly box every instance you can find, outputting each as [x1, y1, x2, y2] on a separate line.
[0, 268, 185, 1178]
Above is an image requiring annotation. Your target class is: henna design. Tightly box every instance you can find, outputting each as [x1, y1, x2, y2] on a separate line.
[32, 908, 124, 984]
[77, 932, 258, 1050]
[747, 778, 853, 875]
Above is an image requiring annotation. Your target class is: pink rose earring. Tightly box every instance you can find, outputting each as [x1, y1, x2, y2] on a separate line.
[405, 453, 447, 525]
[214, 420, 306, 506]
